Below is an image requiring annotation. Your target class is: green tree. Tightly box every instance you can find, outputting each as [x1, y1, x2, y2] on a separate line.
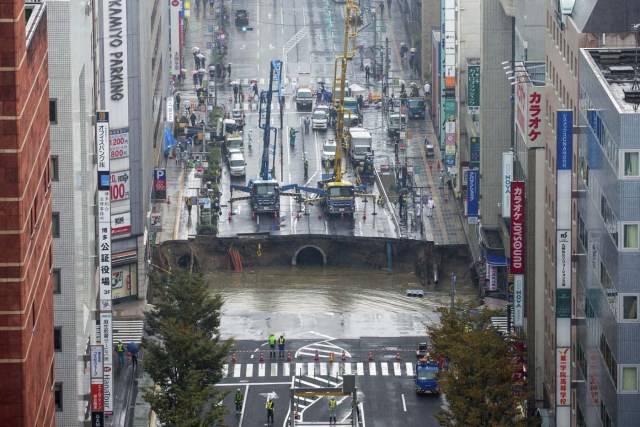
[427, 301, 527, 426]
[142, 270, 233, 426]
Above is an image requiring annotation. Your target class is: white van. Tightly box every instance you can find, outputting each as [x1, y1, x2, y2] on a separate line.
[228, 150, 246, 177]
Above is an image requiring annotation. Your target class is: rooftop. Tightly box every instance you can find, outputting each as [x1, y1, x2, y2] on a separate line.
[585, 48, 640, 113]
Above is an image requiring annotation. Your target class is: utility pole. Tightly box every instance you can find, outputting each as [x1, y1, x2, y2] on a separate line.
[372, 6, 377, 85]
[450, 273, 457, 309]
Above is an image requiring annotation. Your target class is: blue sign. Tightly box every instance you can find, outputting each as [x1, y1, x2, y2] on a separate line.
[587, 110, 602, 169]
[467, 170, 479, 224]
[98, 171, 110, 191]
[556, 110, 573, 171]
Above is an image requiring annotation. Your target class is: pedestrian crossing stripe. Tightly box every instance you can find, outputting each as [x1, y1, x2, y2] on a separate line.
[222, 361, 417, 378]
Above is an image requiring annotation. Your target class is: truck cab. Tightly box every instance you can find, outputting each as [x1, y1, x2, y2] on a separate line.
[348, 128, 373, 166]
[415, 358, 440, 394]
[387, 113, 407, 136]
[407, 97, 425, 119]
[321, 181, 355, 215]
[223, 133, 244, 162]
[249, 179, 280, 214]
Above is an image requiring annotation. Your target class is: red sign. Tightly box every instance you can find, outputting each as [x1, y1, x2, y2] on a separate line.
[527, 90, 542, 143]
[91, 381, 104, 411]
[510, 181, 525, 274]
[171, 0, 179, 6]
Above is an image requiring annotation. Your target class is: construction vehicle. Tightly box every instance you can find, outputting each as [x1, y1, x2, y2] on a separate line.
[348, 127, 373, 166]
[230, 60, 297, 216]
[415, 357, 441, 394]
[298, 0, 362, 216]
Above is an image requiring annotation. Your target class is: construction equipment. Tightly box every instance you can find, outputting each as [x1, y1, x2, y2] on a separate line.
[300, 0, 361, 216]
[415, 356, 441, 394]
[230, 60, 297, 216]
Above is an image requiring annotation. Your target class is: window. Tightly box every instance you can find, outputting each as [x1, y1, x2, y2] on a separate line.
[623, 224, 639, 249]
[49, 99, 58, 123]
[52, 269, 61, 294]
[620, 366, 638, 392]
[621, 295, 639, 321]
[623, 152, 639, 177]
[54, 327, 61, 351]
[52, 213, 60, 238]
[50, 156, 59, 181]
[54, 383, 62, 411]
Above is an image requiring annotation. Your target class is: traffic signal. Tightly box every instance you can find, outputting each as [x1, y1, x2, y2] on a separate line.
[241, 26, 254, 32]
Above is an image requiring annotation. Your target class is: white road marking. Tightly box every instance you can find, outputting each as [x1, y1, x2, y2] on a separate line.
[330, 363, 340, 378]
[296, 363, 305, 377]
[344, 363, 352, 375]
[222, 364, 228, 377]
[320, 363, 328, 376]
[401, 393, 407, 411]
[369, 362, 377, 376]
[258, 363, 265, 377]
[394, 362, 402, 376]
[380, 362, 389, 376]
[406, 362, 414, 376]
[283, 363, 290, 376]
[270, 363, 278, 377]
[233, 364, 241, 377]
[308, 363, 315, 377]
[356, 363, 364, 375]
[246, 364, 253, 377]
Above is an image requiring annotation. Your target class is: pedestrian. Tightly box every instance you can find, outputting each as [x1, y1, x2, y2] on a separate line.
[186, 197, 193, 215]
[116, 340, 125, 367]
[184, 98, 191, 115]
[266, 398, 275, 424]
[195, 56, 201, 70]
[253, 83, 259, 100]
[128, 343, 139, 369]
[233, 85, 239, 103]
[317, 88, 323, 103]
[209, 65, 216, 80]
[379, 1, 384, 16]
[427, 196, 435, 218]
[289, 127, 298, 146]
[192, 72, 198, 88]
[387, 0, 392, 14]
[324, 159, 330, 175]
[394, 138, 399, 155]
[226, 63, 232, 80]
[175, 93, 181, 112]
[235, 388, 244, 414]
[398, 193, 404, 216]
[201, 57, 206, 69]
[278, 333, 286, 358]
[190, 112, 197, 127]
[423, 82, 431, 98]
[198, 73, 203, 86]
[304, 159, 309, 180]
[329, 397, 337, 424]
[365, 65, 370, 83]
[268, 333, 277, 358]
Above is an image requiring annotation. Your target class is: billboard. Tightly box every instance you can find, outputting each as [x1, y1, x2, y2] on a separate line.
[111, 212, 131, 237]
[510, 182, 525, 274]
[90, 346, 104, 378]
[515, 81, 545, 148]
[170, 0, 181, 76]
[153, 168, 167, 200]
[99, 312, 113, 415]
[513, 275, 524, 327]
[467, 170, 479, 224]
[109, 128, 129, 160]
[467, 64, 480, 114]
[101, 0, 129, 129]
[110, 171, 131, 202]
[502, 152, 513, 218]
[469, 137, 480, 170]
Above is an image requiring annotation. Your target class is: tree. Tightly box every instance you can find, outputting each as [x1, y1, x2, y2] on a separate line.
[426, 300, 528, 426]
[142, 270, 233, 426]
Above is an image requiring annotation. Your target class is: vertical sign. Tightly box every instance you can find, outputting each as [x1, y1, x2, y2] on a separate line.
[166, 96, 175, 123]
[153, 168, 167, 200]
[96, 111, 113, 416]
[510, 182, 525, 275]
[467, 64, 480, 114]
[170, 0, 181, 76]
[469, 137, 480, 170]
[502, 152, 513, 218]
[467, 170, 479, 224]
[555, 110, 572, 427]
[101, 0, 128, 128]
[513, 275, 524, 326]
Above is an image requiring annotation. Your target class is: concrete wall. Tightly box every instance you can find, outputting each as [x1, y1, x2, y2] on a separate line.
[514, 0, 545, 61]
[421, 0, 441, 76]
[479, 0, 513, 228]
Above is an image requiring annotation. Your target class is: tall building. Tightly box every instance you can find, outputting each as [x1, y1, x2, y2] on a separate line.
[47, 0, 99, 423]
[0, 1, 55, 425]
[543, 2, 640, 425]
[575, 47, 640, 426]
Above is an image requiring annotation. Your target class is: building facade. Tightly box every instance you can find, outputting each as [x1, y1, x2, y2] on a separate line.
[47, 0, 100, 423]
[575, 47, 640, 427]
[0, 1, 55, 425]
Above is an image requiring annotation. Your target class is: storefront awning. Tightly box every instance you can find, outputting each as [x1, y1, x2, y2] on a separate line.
[486, 254, 509, 266]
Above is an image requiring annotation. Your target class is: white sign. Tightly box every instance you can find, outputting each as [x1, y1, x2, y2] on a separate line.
[96, 115, 110, 172]
[513, 275, 524, 327]
[169, 0, 181, 76]
[111, 212, 131, 237]
[90, 345, 104, 378]
[102, 0, 129, 129]
[98, 190, 111, 224]
[109, 128, 129, 159]
[556, 347, 571, 410]
[100, 313, 113, 415]
[98, 224, 112, 302]
[166, 97, 175, 122]
[110, 170, 131, 201]
[502, 152, 513, 218]
[488, 265, 497, 291]
[556, 230, 571, 289]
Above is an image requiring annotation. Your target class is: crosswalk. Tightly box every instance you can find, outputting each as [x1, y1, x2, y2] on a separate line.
[112, 320, 144, 344]
[222, 361, 415, 379]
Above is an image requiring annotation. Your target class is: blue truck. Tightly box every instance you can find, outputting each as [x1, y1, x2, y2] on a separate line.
[415, 357, 441, 394]
[407, 97, 425, 119]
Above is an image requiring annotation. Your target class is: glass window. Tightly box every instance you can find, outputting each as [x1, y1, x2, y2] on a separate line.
[52, 269, 61, 294]
[622, 295, 638, 321]
[52, 213, 60, 238]
[49, 99, 58, 124]
[50, 156, 59, 181]
[54, 327, 61, 351]
[54, 383, 62, 411]
[624, 152, 639, 177]
[621, 366, 638, 392]
[623, 224, 639, 249]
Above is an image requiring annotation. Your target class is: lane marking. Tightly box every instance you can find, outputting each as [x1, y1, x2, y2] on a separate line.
[330, 363, 339, 377]
[320, 363, 328, 376]
[356, 363, 364, 376]
[406, 362, 414, 376]
[369, 362, 377, 376]
[222, 364, 228, 377]
[380, 362, 389, 376]
[296, 362, 305, 377]
[246, 364, 253, 377]
[270, 363, 278, 377]
[401, 393, 407, 411]
[343, 363, 352, 375]
[234, 364, 241, 378]
[217, 381, 291, 387]
[308, 362, 315, 377]
[283, 363, 290, 376]
[258, 363, 266, 377]
[393, 362, 401, 376]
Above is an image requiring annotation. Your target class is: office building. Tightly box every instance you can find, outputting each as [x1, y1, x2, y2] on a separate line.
[0, 1, 55, 424]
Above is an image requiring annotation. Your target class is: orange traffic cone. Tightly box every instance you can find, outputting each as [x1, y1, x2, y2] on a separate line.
[287, 352, 292, 362]
[368, 352, 374, 361]
[329, 352, 335, 363]
[259, 352, 265, 363]
[396, 352, 401, 361]
[314, 350, 320, 361]
[341, 351, 347, 362]
[231, 353, 237, 363]
[167, 196, 171, 205]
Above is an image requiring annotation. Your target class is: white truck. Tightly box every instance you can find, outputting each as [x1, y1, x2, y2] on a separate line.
[296, 72, 313, 110]
[348, 128, 373, 166]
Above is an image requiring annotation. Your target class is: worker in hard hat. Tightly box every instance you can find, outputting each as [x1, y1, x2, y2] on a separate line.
[278, 333, 286, 358]
[268, 333, 277, 358]
[234, 388, 244, 414]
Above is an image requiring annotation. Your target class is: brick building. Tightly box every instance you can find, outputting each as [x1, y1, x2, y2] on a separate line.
[0, 1, 54, 425]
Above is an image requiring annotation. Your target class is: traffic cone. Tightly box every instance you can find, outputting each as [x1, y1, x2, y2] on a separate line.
[329, 352, 335, 363]
[314, 350, 320, 361]
[287, 352, 292, 362]
[396, 352, 401, 361]
[341, 351, 347, 362]
[368, 352, 374, 361]
[167, 196, 171, 205]
[231, 353, 237, 363]
[259, 352, 265, 363]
